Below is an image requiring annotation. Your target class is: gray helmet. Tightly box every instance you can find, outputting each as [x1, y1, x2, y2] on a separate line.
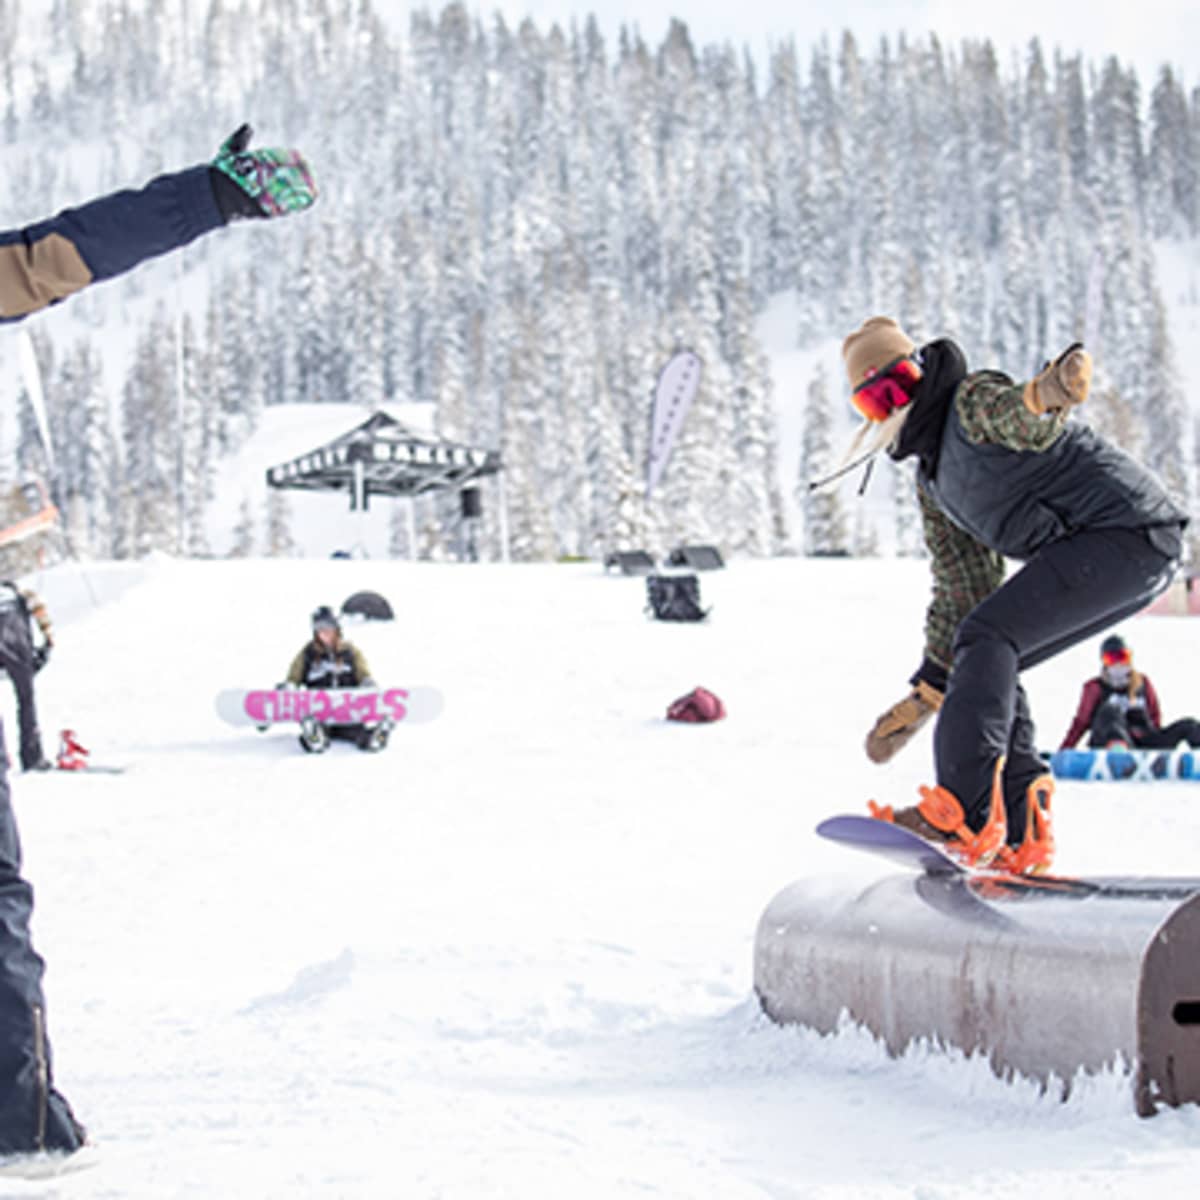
[311, 605, 339, 632]
[1100, 634, 1128, 660]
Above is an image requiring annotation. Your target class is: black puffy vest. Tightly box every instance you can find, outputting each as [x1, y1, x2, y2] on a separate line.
[920, 395, 1187, 560]
[301, 642, 360, 689]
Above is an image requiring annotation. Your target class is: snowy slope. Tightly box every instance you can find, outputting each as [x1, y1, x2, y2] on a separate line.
[5, 553, 1200, 1198]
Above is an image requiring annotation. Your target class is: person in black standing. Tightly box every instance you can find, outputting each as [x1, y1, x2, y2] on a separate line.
[0, 583, 55, 773]
[0, 124, 316, 1161]
[0, 734, 85, 1156]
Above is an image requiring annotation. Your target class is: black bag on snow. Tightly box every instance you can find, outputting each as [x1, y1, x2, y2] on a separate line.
[645, 574, 709, 622]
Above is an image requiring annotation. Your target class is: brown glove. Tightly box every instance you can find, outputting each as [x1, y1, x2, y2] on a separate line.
[1023, 344, 1092, 415]
[21, 589, 53, 643]
[865, 679, 944, 764]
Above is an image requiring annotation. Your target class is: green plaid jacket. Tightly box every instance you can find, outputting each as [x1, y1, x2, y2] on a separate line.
[918, 371, 1068, 669]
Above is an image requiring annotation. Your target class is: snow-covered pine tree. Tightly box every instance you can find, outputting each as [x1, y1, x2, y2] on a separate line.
[52, 337, 116, 560]
[122, 317, 177, 556]
[177, 314, 215, 558]
[493, 308, 557, 563]
[345, 232, 388, 413]
[1137, 278, 1193, 508]
[1147, 66, 1197, 237]
[228, 496, 256, 559]
[264, 489, 296, 558]
[6, 6, 1200, 561]
[890, 458, 924, 557]
[797, 364, 849, 556]
[719, 280, 785, 556]
[388, 500, 414, 560]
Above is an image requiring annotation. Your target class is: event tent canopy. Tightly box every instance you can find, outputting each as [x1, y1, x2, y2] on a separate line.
[264, 410, 501, 510]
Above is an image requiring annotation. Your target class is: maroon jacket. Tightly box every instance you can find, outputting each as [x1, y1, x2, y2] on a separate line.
[1060, 673, 1162, 749]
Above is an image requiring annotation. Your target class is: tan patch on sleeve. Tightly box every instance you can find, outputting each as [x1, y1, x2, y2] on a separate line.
[0, 232, 93, 318]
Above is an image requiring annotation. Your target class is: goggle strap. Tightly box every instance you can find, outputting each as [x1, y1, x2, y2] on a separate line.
[808, 446, 879, 493]
[858, 456, 875, 496]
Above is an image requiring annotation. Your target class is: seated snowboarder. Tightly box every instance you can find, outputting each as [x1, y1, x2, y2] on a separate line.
[1060, 634, 1200, 751]
[284, 607, 391, 753]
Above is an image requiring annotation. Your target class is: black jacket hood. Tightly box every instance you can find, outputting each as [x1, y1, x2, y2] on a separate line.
[888, 338, 968, 477]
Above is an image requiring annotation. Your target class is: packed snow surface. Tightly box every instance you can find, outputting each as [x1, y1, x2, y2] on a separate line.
[6, 554, 1200, 1198]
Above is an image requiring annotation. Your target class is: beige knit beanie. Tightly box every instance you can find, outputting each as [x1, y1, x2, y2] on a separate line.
[841, 317, 916, 390]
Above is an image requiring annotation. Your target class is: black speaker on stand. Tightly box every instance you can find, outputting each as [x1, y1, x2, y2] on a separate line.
[603, 550, 656, 575]
[460, 487, 482, 562]
[666, 544, 725, 570]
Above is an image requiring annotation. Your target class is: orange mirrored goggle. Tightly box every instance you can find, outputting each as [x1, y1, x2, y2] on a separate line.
[1101, 646, 1131, 667]
[851, 356, 922, 422]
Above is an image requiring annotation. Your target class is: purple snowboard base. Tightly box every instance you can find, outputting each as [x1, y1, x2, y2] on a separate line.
[817, 813, 1200, 899]
[817, 814, 965, 875]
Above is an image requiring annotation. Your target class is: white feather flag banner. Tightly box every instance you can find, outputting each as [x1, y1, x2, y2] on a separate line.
[16, 329, 55, 474]
[645, 348, 702, 499]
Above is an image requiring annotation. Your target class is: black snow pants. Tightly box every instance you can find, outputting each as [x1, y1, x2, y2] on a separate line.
[0, 611, 43, 771]
[1134, 719, 1200, 750]
[1090, 710, 1200, 750]
[935, 525, 1182, 840]
[0, 721, 85, 1154]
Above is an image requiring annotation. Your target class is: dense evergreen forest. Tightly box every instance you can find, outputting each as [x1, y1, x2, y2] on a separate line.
[1, 0, 1197, 563]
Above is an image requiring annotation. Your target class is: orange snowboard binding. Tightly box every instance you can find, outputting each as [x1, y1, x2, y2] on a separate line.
[869, 759, 1008, 868]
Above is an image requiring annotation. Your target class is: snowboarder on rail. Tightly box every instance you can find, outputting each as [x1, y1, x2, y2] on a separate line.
[837, 317, 1186, 874]
[0, 125, 316, 1161]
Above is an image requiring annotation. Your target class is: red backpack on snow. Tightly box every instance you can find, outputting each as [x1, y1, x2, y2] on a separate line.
[666, 687, 726, 723]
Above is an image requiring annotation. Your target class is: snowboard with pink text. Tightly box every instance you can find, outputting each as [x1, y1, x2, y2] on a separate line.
[216, 686, 443, 727]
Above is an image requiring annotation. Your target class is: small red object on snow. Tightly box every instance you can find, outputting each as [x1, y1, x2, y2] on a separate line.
[666, 686, 726, 723]
[56, 728, 90, 771]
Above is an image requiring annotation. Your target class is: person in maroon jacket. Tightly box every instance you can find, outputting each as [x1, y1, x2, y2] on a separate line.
[1060, 634, 1200, 750]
